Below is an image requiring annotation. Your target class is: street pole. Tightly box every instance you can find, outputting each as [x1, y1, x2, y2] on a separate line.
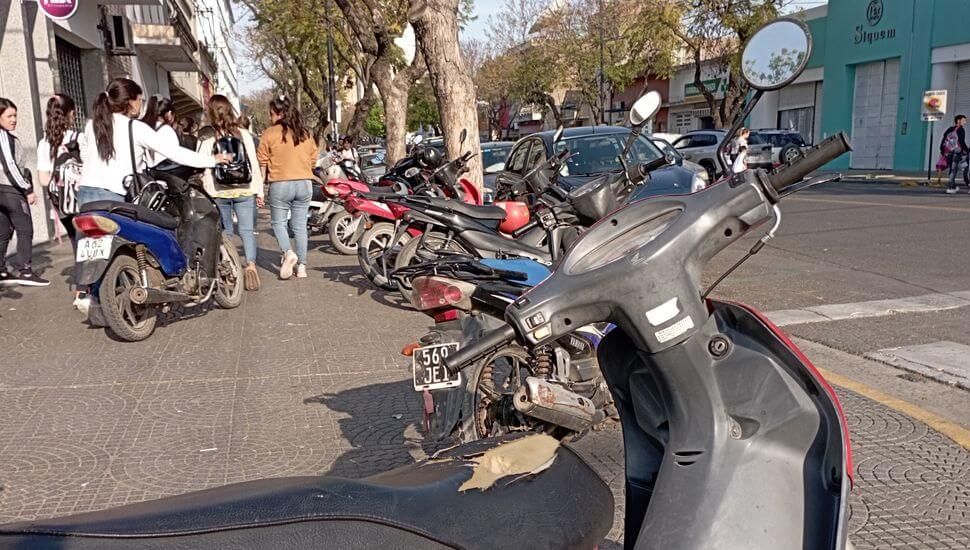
[927, 120, 934, 185]
[598, 0, 605, 125]
[325, 0, 339, 146]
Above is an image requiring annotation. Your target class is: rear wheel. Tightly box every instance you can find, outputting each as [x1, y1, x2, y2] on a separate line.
[213, 236, 244, 309]
[393, 232, 470, 304]
[779, 144, 803, 164]
[100, 254, 157, 342]
[328, 211, 358, 255]
[357, 222, 411, 290]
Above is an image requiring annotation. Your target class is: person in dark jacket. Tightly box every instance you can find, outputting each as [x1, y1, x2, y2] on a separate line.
[940, 114, 968, 194]
[0, 97, 48, 286]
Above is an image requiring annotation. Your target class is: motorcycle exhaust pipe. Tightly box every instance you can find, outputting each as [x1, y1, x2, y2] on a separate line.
[513, 377, 600, 433]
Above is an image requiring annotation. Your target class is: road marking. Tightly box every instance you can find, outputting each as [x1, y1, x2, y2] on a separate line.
[790, 196, 970, 213]
[766, 290, 970, 327]
[816, 366, 970, 450]
[865, 341, 970, 391]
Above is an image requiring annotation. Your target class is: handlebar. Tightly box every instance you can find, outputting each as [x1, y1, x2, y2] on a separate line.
[765, 132, 851, 193]
[443, 324, 517, 375]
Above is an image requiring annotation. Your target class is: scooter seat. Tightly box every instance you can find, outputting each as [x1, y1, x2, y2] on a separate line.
[361, 187, 399, 199]
[0, 435, 612, 550]
[80, 200, 179, 231]
[420, 197, 508, 221]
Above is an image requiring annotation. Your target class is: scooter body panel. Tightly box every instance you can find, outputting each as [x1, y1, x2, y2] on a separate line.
[74, 212, 186, 286]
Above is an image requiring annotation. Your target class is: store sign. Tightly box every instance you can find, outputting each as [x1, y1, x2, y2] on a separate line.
[922, 90, 947, 122]
[855, 0, 895, 45]
[685, 79, 727, 97]
[39, 0, 79, 20]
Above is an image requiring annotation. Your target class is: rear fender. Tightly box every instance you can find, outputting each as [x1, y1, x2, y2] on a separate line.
[458, 178, 482, 205]
[74, 235, 134, 287]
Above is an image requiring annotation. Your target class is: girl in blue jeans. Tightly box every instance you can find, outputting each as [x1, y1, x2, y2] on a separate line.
[200, 95, 264, 290]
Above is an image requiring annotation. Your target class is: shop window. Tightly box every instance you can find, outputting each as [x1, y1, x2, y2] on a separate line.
[778, 107, 814, 144]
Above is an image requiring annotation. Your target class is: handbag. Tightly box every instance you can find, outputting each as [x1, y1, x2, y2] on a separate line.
[212, 134, 252, 187]
[124, 119, 153, 202]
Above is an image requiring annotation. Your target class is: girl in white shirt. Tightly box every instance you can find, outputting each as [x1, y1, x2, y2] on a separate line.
[37, 93, 85, 246]
[77, 78, 230, 205]
[140, 96, 179, 167]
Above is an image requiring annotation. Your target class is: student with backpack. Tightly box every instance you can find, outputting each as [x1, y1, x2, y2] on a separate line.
[940, 114, 968, 194]
[0, 97, 48, 287]
[199, 94, 264, 291]
[39, 94, 84, 250]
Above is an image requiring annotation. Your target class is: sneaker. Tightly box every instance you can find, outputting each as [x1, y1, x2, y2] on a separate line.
[279, 250, 298, 279]
[16, 269, 50, 287]
[73, 295, 91, 316]
[0, 270, 15, 286]
[946, 188, 958, 194]
[244, 263, 261, 291]
[296, 264, 308, 278]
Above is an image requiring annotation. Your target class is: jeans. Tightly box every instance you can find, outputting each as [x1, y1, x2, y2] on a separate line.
[0, 189, 33, 271]
[269, 180, 311, 264]
[78, 186, 125, 205]
[216, 195, 257, 264]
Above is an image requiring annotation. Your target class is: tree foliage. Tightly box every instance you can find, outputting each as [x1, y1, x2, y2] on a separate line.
[407, 80, 440, 133]
[365, 101, 387, 137]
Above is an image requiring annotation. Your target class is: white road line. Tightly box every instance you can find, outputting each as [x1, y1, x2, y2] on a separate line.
[866, 341, 970, 390]
[765, 290, 970, 327]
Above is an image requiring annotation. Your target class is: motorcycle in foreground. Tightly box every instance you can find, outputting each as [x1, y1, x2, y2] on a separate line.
[73, 164, 243, 342]
[1, 19, 851, 549]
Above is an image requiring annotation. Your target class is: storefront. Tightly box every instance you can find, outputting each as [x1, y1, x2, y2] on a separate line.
[666, 64, 728, 134]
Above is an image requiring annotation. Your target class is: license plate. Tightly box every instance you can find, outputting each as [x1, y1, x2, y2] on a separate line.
[76, 237, 113, 262]
[412, 343, 461, 391]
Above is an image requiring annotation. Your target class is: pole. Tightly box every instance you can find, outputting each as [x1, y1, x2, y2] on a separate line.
[325, 0, 339, 144]
[927, 120, 935, 185]
[598, 0, 605, 125]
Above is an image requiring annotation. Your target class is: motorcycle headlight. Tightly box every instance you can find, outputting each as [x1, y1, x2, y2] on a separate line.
[691, 172, 707, 192]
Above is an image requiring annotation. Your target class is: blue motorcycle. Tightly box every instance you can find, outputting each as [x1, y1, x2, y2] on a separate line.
[73, 164, 244, 341]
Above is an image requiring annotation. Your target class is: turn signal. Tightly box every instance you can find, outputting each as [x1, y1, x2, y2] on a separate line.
[73, 215, 120, 237]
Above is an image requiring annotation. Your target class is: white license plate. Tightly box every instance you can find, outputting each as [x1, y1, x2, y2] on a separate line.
[76, 237, 113, 262]
[412, 342, 461, 391]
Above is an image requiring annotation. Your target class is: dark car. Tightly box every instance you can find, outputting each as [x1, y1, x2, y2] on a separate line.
[495, 126, 708, 202]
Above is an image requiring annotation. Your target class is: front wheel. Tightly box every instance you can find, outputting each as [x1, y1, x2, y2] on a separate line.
[213, 236, 244, 309]
[100, 254, 157, 342]
[328, 211, 358, 255]
[357, 222, 411, 290]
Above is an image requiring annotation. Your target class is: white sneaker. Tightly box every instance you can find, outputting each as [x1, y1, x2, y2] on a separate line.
[946, 188, 958, 194]
[296, 264, 308, 278]
[73, 295, 91, 316]
[280, 250, 298, 279]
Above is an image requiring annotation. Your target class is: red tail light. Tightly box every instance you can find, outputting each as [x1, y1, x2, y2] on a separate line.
[73, 214, 120, 237]
[410, 276, 474, 311]
[433, 309, 460, 323]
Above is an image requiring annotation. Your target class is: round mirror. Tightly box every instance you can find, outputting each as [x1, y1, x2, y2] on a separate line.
[630, 91, 662, 126]
[741, 18, 812, 91]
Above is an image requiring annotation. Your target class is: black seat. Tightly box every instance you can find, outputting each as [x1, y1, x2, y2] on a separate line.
[420, 197, 508, 221]
[360, 187, 399, 199]
[0, 436, 613, 549]
[80, 200, 179, 231]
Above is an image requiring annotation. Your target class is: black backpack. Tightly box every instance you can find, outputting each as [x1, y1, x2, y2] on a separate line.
[213, 134, 252, 187]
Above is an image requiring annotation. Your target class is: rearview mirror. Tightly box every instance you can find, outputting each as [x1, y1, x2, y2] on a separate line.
[741, 18, 812, 91]
[630, 91, 662, 126]
[484, 162, 504, 174]
[553, 126, 564, 144]
[412, 134, 424, 145]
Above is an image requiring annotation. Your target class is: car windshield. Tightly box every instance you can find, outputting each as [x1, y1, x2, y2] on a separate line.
[482, 146, 511, 168]
[651, 138, 681, 160]
[554, 133, 663, 176]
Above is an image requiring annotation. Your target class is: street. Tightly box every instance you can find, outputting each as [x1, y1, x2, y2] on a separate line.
[1, 182, 969, 548]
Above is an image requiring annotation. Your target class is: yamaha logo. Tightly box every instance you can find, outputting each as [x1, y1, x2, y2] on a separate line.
[866, 0, 883, 26]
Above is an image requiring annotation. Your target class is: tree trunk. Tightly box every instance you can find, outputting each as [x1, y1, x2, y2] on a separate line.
[411, 0, 483, 191]
[346, 83, 376, 140]
[376, 73, 411, 166]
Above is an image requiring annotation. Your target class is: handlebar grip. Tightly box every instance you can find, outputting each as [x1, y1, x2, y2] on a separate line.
[444, 325, 517, 375]
[766, 132, 851, 193]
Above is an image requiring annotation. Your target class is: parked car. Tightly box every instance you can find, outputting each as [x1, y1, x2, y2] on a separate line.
[481, 141, 515, 199]
[749, 129, 809, 165]
[649, 137, 709, 187]
[672, 129, 771, 179]
[494, 126, 708, 201]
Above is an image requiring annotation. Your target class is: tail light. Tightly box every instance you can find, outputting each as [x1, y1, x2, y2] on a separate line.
[73, 214, 120, 237]
[410, 276, 474, 311]
[433, 309, 460, 323]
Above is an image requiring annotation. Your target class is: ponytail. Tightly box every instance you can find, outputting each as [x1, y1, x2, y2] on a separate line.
[45, 94, 77, 162]
[268, 95, 309, 146]
[140, 95, 174, 128]
[93, 78, 143, 162]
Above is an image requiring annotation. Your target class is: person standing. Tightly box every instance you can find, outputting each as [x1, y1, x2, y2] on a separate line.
[177, 116, 199, 151]
[140, 96, 179, 167]
[239, 115, 260, 235]
[37, 93, 85, 249]
[0, 98, 48, 286]
[78, 78, 231, 206]
[338, 136, 359, 163]
[200, 95, 264, 291]
[257, 96, 318, 280]
[940, 114, 968, 194]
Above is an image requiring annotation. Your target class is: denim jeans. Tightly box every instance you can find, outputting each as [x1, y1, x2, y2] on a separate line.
[949, 152, 967, 189]
[215, 195, 257, 264]
[78, 186, 125, 206]
[268, 180, 311, 264]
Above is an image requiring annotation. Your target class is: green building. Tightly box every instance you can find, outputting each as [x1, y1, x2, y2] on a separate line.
[749, 0, 970, 172]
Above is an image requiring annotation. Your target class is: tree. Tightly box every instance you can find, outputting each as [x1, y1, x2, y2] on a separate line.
[410, 0, 483, 189]
[475, 53, 519, 139]
[661, 0, 785, 128]
[407, 80, 441, 133]
[364, 101, 387, 137]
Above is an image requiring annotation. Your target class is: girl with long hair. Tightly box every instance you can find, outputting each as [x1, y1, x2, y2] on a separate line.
[78, 78, 231, 205]
[0, 97, 48, 286]
[140, 95, 179, 167]
[256, 95, 318, 280]
[38, 93, 83, 246]
[200, 94, 264, 290]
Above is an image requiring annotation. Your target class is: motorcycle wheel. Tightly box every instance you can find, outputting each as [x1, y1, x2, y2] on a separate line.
[328, 211, 358, 255]
[357, 222, 412, 290]
[100, 254, 157, 342]
[457, 345, 545, 442]
[394, 232, 471, 304]
[213, 236, 244, 309]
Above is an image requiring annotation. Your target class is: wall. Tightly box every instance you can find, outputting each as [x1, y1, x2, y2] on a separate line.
[52, 2, 102, 49]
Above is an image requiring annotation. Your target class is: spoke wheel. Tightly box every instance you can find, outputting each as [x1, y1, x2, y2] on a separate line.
[472, 346, 540, 439]
[328, 212, 358, 255]
[357, 223, 410, 290]
[213, 236, 244, 309]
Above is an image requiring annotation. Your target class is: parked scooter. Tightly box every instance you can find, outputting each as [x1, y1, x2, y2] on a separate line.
[73, 163, 243, 342]
[0, 19, 851, 550]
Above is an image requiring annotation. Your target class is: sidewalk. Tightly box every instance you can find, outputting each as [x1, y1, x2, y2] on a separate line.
[0, 233, 968, 548]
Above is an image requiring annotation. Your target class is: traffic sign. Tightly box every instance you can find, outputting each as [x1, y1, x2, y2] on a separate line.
[922, 89, 947, 122]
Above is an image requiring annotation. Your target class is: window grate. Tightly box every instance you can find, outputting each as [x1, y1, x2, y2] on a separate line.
[55, 37, 87, 128]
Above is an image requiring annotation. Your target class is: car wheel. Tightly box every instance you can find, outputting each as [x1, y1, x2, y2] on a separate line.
[780, 144, 803, 164]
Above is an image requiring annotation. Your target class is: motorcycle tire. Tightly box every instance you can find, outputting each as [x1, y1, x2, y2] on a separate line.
[357, 222, 412, 291]
[213, 236, 244, 309]
[456, 344, 539, 443]
[328, 211, 358, 255]
[100, 254, 157, 342]
[393, 232, 471, 304]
